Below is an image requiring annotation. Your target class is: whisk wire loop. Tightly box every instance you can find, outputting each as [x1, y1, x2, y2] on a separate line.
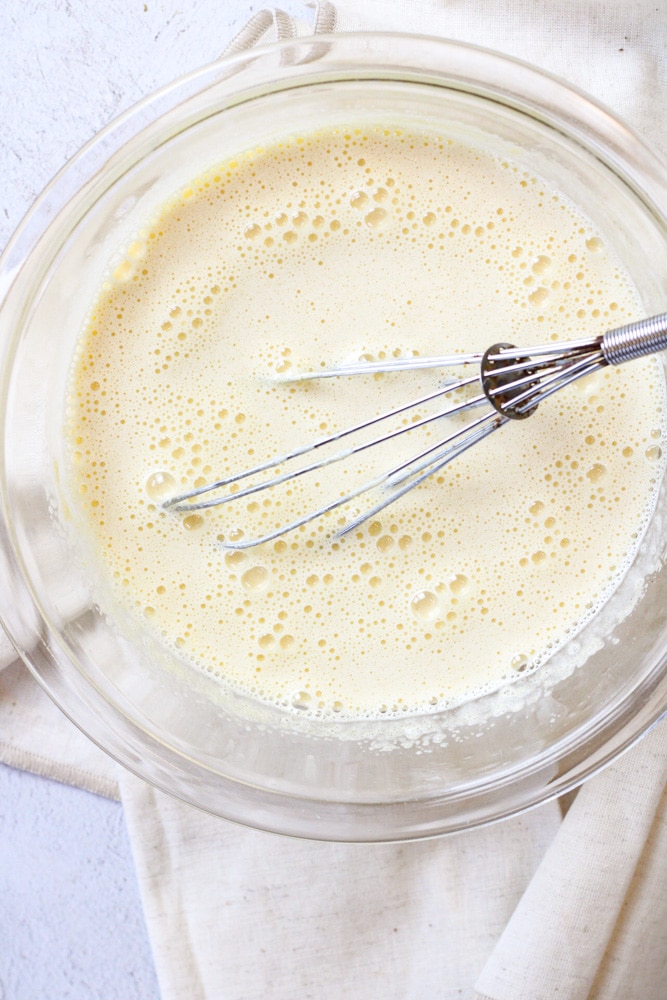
[165, 375, 482, 514]
[164, 313, 667, 548]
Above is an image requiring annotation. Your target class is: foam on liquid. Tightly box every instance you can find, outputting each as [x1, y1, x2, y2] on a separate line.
[65, 126, 666, 719]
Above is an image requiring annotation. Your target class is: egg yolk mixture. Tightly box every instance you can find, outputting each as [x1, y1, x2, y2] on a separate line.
[65, 126, 666, 718]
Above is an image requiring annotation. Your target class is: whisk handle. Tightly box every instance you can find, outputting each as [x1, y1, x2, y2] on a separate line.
[602, 313, 667, 366]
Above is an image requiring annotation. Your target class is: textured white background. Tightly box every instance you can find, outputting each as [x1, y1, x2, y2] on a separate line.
[0, 2, 291, 997]
[0, 762, 158, 999]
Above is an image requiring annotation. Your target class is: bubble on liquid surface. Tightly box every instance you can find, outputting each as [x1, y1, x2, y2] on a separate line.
[241, 566, 269, 592]
[146, 471, 176, 500]
[364, 207, 387, 229]
[410, 590, 441, 622]
[449, 574, 470, 596]
[183, 513, 205, 531]
[528, 286, 549, 306]
[586, 464, 606, 483]
[586, 237, 603, 253]
[531, 255, 552, 275]
[350, 191, 369, 209]
[292, 691, 312, 710]
[113, 260, 134, 283]
[128, 239, 147, 260]
[225, 550, 247, 568]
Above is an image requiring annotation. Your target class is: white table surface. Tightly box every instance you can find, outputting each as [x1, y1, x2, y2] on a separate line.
[0, 2, 306, 997]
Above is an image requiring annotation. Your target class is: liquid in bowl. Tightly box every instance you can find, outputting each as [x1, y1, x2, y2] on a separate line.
[5, 36, 667, 837]
[63, 122, 667, 724]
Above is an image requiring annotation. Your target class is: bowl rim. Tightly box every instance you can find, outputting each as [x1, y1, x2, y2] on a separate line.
[2, 31, 667, 841]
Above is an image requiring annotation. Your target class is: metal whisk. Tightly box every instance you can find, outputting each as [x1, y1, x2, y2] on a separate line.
[164, 313, 667, 549]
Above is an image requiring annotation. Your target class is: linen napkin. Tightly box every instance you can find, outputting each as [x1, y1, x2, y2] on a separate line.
[0, 543, 117, 797]
[120, 772, 560, 1000]
[475, 720, 667, 1000]
[1, 2, 666, 999]
[224, 0, 667, 162]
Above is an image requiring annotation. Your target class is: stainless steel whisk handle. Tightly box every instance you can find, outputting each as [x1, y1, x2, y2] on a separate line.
[601, 312, 667, 366]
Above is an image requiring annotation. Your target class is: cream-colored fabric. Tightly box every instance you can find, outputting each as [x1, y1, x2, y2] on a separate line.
[0, 658, 119, 798]
[117, 724, 667, 1000]
[475, 721, 667, 1000]
[120, 771, 560, 1000]
[222, 1, 667, 161]
[1, 2, 666, 999]
[0, 556, 118, 797]
[335, 0, 667, 161]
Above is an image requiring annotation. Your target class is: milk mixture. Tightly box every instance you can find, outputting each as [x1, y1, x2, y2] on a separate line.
[65, 126, 666, 718]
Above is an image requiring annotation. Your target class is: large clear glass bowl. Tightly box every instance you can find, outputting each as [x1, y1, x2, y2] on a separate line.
[1, 34, 667, 841]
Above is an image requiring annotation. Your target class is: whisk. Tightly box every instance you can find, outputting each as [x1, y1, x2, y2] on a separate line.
[164, 313, 667, 550]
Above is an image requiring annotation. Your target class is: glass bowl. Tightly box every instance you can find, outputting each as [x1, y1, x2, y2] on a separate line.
[2, 33, 667, 841]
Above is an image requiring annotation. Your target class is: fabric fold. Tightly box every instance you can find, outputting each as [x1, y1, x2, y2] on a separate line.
[120, 771, 561, 1000]
[475, 721, 667, 1000]
[0, 659, 119, 798]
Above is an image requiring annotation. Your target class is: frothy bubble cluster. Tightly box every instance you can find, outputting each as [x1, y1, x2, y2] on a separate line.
[65, 125, 666, 720]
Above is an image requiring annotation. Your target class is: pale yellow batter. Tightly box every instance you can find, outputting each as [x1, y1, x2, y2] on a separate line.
[65, 126, 665, 718]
